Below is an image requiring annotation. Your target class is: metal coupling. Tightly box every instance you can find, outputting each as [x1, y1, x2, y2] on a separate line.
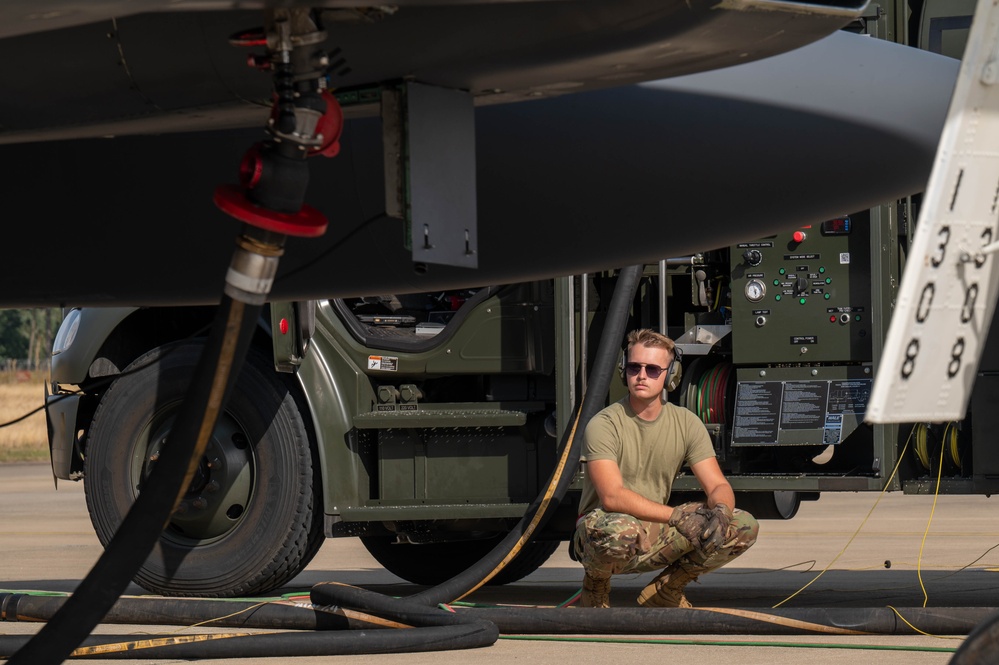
[224, 234, 285, 304]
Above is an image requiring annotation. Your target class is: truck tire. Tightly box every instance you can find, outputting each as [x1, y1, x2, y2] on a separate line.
[735, 491, 801, 520]
[83, 341, 324, 597]
[359, 535, 561, 586]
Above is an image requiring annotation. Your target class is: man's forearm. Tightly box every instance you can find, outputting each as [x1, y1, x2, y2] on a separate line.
[599, 487, 673, 523]
[705, 483, 736, 511]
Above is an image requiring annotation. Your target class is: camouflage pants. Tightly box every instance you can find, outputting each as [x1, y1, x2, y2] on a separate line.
[573, 505, 759, 579]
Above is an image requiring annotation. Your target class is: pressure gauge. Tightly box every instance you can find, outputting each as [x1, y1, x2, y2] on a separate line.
[745, 278, 766, 302]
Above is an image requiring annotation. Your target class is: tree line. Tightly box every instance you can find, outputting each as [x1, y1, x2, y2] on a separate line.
[0, 309, 64, 371]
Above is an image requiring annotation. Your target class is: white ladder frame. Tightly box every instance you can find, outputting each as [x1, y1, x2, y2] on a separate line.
[867, 0, 999, 424]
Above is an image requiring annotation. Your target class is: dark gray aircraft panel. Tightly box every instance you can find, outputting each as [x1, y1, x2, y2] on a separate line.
[0, 1, 865, 141]
[2, 31, 956, 307]
[0, 0, 881, 309]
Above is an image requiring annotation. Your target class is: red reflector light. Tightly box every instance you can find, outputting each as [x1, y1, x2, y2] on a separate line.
[280, 318, 289, 335]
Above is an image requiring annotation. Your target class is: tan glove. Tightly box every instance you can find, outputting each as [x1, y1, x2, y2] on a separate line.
[667, 501, 709, 548]
[698, 503, 734, 554]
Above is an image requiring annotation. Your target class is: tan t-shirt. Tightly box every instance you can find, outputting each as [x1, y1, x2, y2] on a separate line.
[577, 399, 716, 516]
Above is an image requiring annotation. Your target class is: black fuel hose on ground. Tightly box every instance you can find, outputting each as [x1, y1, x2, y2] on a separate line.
[451, 605, 993, 636]
[0, 625, 496, 659]
[6, 295, 262, 665]
[2, 592, 993, 639]
[0, 585, 498, 658]
[0, 593, 354, 631]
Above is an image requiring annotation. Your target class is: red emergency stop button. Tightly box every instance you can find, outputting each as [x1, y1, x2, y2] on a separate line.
[793, 231, 807, 243]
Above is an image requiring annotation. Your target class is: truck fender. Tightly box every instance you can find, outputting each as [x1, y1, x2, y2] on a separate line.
[290, 329, 368, 519]
[50, 307, 138, 384]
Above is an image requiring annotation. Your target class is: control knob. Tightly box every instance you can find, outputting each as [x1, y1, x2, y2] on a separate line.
[742, 249, 763, 266]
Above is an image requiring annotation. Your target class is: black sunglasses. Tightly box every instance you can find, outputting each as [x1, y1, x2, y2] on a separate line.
[624, 362, 665, 379]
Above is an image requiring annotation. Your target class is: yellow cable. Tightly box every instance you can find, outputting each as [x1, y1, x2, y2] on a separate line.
[914, 423, 931, 470]
[772, 427, 912, 608]
[917, 437, 946, 608]
[181, 601, 269, 630]
[886, 605, 961, 640]
[945, 422, 961, 468]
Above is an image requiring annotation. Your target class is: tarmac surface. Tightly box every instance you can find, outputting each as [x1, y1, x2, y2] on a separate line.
[2, 462, 999, 664]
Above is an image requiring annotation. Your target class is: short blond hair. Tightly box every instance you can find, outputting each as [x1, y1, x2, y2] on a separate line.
[625, 328, 675, 360]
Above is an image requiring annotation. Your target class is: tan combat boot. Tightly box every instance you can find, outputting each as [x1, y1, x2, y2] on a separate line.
[580, 571, 611, 608]
[636, 561, 699, 608]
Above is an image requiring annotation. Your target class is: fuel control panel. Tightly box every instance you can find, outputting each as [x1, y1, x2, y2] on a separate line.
[729, 216, 872, 364]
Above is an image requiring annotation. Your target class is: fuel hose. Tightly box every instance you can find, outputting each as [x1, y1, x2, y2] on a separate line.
[0, 590, 498, 659]
[5, 231, 277, 665]
[1, 592, 992, 644]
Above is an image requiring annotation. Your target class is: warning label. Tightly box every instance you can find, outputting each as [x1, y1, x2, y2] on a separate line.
[367, 355, 398, 371]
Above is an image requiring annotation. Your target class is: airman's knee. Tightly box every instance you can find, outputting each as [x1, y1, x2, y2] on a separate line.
[576, 511, 645, 566]
[731, 509, 759, 549]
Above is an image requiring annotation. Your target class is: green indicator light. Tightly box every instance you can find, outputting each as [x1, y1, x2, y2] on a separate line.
[824, 293, 831, 300]
[825, 277, 832, 284]
[819, 267, 825, 273]
[856, 314, 862, 321]
[775, 294, 782, 301]
[773, 279, 780, 286]
[779, 268, 786, 275]
[799, 298, 807, 305]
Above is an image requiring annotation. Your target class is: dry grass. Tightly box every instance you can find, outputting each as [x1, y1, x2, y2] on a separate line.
[0, 370, 50, 463]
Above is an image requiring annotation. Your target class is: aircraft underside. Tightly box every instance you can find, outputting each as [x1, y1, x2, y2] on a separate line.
[2, 29, 956, 307]
[4, 1, 867, 143]
[0, 0, 959, 308]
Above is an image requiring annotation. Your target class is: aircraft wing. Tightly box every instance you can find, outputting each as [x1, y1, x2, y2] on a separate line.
[0, 29, 958, 308]
[867, 0, 999, 424]
[0, 0, 963, 310]
[1, 0, 867, 144]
